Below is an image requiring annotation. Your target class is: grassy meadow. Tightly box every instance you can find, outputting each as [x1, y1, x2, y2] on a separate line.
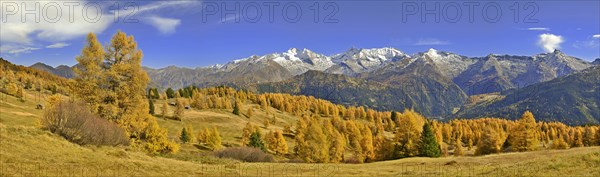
[1, 90, 600, 177]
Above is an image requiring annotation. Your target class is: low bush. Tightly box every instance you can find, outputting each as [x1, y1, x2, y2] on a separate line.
[41, 100, 129, 146]
[213, 147, 274, 162]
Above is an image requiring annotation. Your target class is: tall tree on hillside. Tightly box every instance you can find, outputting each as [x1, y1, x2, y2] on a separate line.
[390, 111, 398, 123]
[248, 130, 266, 152]
[241, 122, 253, 146]
[174, 98, 185, 119]
[208, 127, 222, 150]
[273, 130, 288, 155]
[73, 33, 104, 111]
[180, 127, 192, 143]
[418, 122, 441, 157]
[148, 99, 155, 115]
[233, 99, 241, 116]
[510, 111, 539, 152]
[596, 128, 600, 146]
[161, 100, 168, 118]
[166, 88, 175, 99]
[454, 137, 464, 156]
[394, 109, 424, 158]
[476, 126, 502, 155]
[247, 107, 254, 118]
[73, 31, 178, 154]
[360, 126, 375, 162]
[583, 126, 595, 146]
[329, 129, 346, 162]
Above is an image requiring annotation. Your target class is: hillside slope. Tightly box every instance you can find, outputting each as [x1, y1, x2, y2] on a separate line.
[455, 66, 600, 125]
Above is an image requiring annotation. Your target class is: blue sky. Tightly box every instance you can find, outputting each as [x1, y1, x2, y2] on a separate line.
[1, 0, 599, 68]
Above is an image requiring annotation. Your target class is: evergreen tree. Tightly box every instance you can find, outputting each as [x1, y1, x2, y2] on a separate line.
[418, 122, 441, 157]
[152, 88, 160, 99]
[180, 127, 191, 143]
[166, 88, 175, 99]
[248, 131, 266, 152]
[149, 99, 155, 115]
[391, 111, 397, 123]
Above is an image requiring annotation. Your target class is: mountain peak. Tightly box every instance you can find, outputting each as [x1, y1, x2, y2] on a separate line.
[425, 48, 440, 58]
[30, 62, 51, 67]
[553, 49, 562, 54]
[285, 48, 300, 54]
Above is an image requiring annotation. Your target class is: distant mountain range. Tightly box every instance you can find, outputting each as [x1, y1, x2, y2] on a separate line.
[30, 62, 76, 79]
[27, 48, 599, 124]
[455, 65, 600, 125]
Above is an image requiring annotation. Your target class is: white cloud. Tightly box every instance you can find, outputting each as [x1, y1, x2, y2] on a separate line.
[537, 34, 564, 52]
[46, 42, 70, 49]
[593, 34, 600, 38]
[0, 0, 112, 44]
[0, 45, 41, 55]
[414, 38, 449, 46]
[527, 27, 550, 31]
[145, 16, 181, 35]
[0, 0, 200, 56]
[111, 1, 200, 17]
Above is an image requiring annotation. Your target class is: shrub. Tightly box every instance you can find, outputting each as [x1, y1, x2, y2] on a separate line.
[41, 100, 129, 146]
[213, 147, 274, 162]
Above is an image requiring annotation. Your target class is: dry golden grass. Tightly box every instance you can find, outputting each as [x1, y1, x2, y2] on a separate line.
[2, 90, 600, 176]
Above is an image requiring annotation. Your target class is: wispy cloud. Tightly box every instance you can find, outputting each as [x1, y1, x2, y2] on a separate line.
[111, 1, 200, 17]
[46, 42, 70, 49]
[537, 33, 564, 52]
[0, 0, 111, 44]
[573, 40, 599, 49]
[413, 38, 449, 46]
[573, 34, 600, 49]
[219, 15, 241, 23]
[526, 27, 550, 31]
[0, 0, 200, 55]
[0, 45, 41, 55]
[115, 1, 199, 35]
[146, 16, 181, 35]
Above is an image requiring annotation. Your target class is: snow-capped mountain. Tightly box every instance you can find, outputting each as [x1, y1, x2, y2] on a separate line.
[270, 48, 334, 75]
[215, 48, 333, 75]
[533, 49, 593, 77]
[326, 47, 409, 75]
[412, 48, 477, 79]
[31, 47, 589, 96]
